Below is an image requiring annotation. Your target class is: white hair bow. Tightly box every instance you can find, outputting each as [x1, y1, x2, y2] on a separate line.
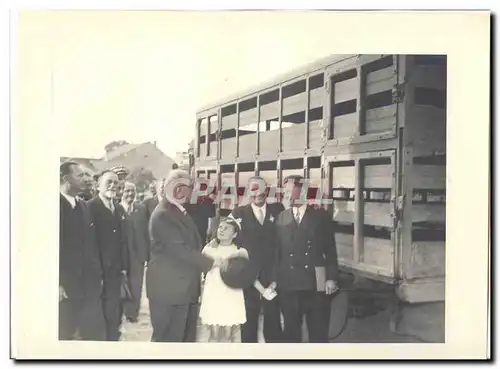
[227, 214, 243, 231]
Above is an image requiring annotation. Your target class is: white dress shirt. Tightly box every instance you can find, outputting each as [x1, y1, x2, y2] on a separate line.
[292, 203, 308, 224]
[61, 192, 76, 209]
[99, 194, 115, 212]
[251, 202, 267, 224]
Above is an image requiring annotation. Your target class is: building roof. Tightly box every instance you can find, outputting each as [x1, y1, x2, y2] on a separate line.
[102, 143, 143, 161]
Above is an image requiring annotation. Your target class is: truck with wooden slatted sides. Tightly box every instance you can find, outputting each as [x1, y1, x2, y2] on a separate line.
[192, 54, 446, 342]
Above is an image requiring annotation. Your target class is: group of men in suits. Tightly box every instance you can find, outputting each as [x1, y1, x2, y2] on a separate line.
[59, 162, 151, 341]
[145, 168, 340, 343]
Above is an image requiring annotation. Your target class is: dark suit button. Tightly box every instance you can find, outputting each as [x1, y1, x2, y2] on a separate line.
[305, 252, 308, 256]
[305, 265, 309, 269]
[290, 253, 293, 257]
[113, 229, 116, 233]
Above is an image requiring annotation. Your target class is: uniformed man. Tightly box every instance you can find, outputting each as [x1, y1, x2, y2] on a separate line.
[110, 165, 130, 203]
[270, 174, 340, 343]
[87, 170, 130, 341]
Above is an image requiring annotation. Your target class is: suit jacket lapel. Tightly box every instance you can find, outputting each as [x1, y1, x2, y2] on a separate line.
[162, 200, 202, 250]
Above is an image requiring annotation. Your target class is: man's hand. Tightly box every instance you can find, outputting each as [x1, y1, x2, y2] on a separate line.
[59, 286, 68, 302]
[262, 288, 278, 301]
[325, 280, 339, 295]
[207, 238, 218, 248]
[213, 257, 228, 271]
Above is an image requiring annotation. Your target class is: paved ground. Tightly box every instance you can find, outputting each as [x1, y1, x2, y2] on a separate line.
[120, 281, 420, 343]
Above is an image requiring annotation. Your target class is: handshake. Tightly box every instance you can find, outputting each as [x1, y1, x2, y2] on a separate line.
[212, 257, 229, 271]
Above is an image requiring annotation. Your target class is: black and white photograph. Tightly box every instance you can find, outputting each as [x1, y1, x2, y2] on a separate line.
[11, 9, 490, 360]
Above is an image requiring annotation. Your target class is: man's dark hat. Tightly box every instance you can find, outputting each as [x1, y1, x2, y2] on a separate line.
[220, 256, 257, 289]
[328, 290, 349, 340]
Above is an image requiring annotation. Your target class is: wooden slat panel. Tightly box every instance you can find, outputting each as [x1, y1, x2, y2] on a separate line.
[333, 113, 357, 138]
[407, 241, 445, 278]
[308, 168, 322, 186]
[260, 102, 280, 121]
[412, 165, 446, 189]
[259, 130, 280, 155]
[222, 114, 238, 130]
[239, 134, 257, 157]
[310, 88, 323, 109]
[260, 170, 278, 186]
[364, 164, 393, 188]
[282, 124, 305, 152]
[411, 66, 447, 90]
[239, 108, 258, 127]
[365, 115, 395, 134]
[363, 237, 394, 272]
[366, 67, 396, 95]
[209, 142, 218, 158]
[282, 92, 307, 116]
[238, 171, 255, 188]
[412, 204, 446, 223]
[209, 118, 219, 134]
[308, 120, 324, 148]
[335, 233, 353, 261]
[333, 200, 354, 223]
[199, 143, 207, 160]
[221, 138, 237, 158]
[366, 104, 397, 122]
[332, 166, 355, 188]
[334, 77, 358, 103]
[364, 202, 392, 227]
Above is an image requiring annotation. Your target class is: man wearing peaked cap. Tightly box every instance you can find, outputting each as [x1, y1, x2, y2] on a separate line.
[110, 165, 130, 202]
[270, 174, 340, 343]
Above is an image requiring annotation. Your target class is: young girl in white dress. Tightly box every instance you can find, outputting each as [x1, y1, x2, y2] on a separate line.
[198, 216, 249, 342]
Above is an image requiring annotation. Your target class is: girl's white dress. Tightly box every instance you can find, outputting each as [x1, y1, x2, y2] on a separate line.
[199, 244, 248, 326]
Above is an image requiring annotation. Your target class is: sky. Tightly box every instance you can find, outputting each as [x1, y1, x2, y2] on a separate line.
[18, 11, 378, 159]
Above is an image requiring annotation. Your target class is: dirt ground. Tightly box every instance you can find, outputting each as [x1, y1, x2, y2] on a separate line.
[119, 281, 420, 343]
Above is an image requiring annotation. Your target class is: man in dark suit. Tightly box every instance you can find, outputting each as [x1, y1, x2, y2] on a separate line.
[146, 169, 222, 342]
[88, 170, 130, 341]
[231, 176, 284, 343]
[143, 180, 160, 221]
[271, 175, 339, 343]
[59, 161, 106, 340]
[121, 181, 150, 323]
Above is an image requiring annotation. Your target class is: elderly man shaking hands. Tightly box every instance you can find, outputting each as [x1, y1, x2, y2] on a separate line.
[145, 169, 226, 342]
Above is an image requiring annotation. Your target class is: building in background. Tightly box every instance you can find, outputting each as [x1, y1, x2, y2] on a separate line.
[175, 150, 190, 170]
[61, 141, 175, 181]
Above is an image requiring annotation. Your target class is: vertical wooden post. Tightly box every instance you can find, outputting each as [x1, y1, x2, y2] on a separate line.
[305, 76, 310, 150]
[353, 159, 364, 264]
[206, 117, 210, 158]
[278, 85, 283, 154]
[324, 73, 332, 141]
[217, 108, 222, 160]
[236, 102, 240, 158]
[234, 162, 239, 209]
[256, 95, 261, 156]
[357, 64, 366, 135]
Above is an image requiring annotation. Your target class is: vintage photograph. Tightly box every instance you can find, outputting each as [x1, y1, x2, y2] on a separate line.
[12, 9, 490, 359]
